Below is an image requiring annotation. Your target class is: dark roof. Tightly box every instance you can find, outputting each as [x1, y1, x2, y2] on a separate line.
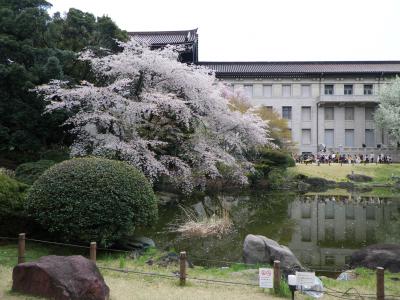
[199, 61, 400, 76]
[128, 29, 198, 45]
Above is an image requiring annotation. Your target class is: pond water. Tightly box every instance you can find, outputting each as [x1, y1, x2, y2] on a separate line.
[137, 189, 400, 271]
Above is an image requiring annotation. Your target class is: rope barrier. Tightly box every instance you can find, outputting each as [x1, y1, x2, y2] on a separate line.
[0, 237, 18, 240]
[25, 238, 90, 249]
[187, 276, 259, 287]
[97, 265, 178, 279]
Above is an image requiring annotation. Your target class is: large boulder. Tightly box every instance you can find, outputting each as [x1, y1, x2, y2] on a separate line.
[349, 244, 400, 273]
[243, 234, 303, 274]
[346, 173, 373, 182]
[12, 255, 109, 300]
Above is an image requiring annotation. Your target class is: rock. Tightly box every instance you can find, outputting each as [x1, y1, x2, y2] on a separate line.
[157, 252, 193, 268]
[243, 234, 303, 275]
[337, 181, 355, 189]
[337, 270, 357, 281]
[346, 173, 373, 182]
[350, 244, 400, 273]
[303, 177, 336, 187]
[297, 181, 311, 191]
[117, 236, 155, 250]
[12, 255, 109, 300]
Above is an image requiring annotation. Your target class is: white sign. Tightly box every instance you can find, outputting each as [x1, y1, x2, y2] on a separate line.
[296, 271, 315, 286]
[259, 268, 273, 288]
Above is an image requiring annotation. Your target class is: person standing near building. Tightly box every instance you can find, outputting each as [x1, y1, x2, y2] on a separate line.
[370, 153, 374, 164]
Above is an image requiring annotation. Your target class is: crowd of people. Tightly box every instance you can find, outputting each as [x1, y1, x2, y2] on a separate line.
[295, 152, 393, 165]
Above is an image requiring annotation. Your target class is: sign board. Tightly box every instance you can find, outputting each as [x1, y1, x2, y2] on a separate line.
[259, 268, 273, 288]
[296, 271, 315, 286]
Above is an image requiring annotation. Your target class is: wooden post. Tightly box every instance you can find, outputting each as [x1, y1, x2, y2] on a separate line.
[179, 251, 187, 286]
[273, 260, 281, 292]
[18, 233, 25, 264]
[377, 267, 385, 300]
[90, 242, 97, 263]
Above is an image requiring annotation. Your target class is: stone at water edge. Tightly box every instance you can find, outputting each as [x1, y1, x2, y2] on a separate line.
[12, 255, 109, 300]
[243, 234, 303, 275]
[349, 244, 400, 273]
[346, 173, 373, 182]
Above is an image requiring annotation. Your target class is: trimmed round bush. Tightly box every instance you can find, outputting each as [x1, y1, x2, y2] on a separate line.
[26, 157, 158, 244]
[15, 160, 56, 185]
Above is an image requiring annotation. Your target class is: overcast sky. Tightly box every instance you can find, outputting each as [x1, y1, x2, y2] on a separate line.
[48, 0, 400, 62]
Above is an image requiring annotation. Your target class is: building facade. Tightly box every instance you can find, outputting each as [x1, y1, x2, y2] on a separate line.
[129, 29, 400, 157]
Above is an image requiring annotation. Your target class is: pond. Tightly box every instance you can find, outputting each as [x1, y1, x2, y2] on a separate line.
[137, 189, 400, 271]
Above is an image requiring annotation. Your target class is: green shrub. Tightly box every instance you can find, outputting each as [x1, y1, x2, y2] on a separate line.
[26, 157, 158, 245]
[0, 173, 28, 218]
[266, 168, 288, 189]
[39, 148, 69, 162]
[15, 160, 56, 185]
[257, 148, 295, 168]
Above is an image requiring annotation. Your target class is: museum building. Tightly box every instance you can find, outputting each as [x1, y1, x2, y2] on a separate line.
[129, 29, 400, 157]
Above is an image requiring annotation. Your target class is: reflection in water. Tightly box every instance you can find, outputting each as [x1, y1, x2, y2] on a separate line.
[288, 194, 400, 269]
[138, 190, 400, 269]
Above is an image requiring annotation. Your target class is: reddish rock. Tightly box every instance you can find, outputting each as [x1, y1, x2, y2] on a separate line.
[12, 255, 109, 300]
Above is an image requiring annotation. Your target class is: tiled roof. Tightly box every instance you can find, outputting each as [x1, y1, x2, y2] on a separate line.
[199, 61, 400, 76]
[128, 29, 198, 45]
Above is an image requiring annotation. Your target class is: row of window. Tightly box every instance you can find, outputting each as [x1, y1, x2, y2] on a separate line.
[275, 106, 375, 121]
[301, 203, 377, 220]
[241, 84, 374, 98]
[324, 106, 375, 121]
[317, 128, 374, 147]
[299, 128, 375, 147]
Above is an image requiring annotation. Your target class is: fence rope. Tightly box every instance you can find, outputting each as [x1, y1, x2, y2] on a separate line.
[97, 265, 178, 279]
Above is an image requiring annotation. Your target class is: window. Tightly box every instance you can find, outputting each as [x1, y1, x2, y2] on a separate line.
[345, 107, 354, 120]
[282, 84, 291, 97]
[365, 107, 375, 120]
[302, 106, 311, 121]
[325, 255, 335, 266]
[301, 225, 311, 242]
[365, 129, 375, 147]
[301, 85, 311, 97]
[345, 224, 355, 241]
[265, 106, 273, 112]
[344, 84, 353, 95]
[282, 106, 292, 120]
[366, 206, 376, 220]
[346, 204, 355, 220]
[324, 84, 334, 95]
[325, 226, 335, 241]
[325, 202, 335, 219]
[325, 107, 334, 120]
[302, 129, 311, 145]
[366, 225, 376, 243]
[345, 129, 355, 147]
[301, 204, 311, 218]
[244, 84, 253, 97]
[324, 129, 334, 147]
[263, 85, 272, 97]
[364, 84, 373, 95]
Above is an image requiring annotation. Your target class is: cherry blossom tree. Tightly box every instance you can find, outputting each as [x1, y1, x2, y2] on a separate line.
[35, 40, 271, 193]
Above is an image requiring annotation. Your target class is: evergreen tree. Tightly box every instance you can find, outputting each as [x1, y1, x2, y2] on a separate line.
[0, 0, 127, 164]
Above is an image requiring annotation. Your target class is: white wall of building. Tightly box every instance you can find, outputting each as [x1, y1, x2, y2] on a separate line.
[222, 76, 399, 159]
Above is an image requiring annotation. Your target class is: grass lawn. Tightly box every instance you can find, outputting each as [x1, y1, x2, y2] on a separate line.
[289, 163, 400, 184]
[1, 243, 400, 299]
